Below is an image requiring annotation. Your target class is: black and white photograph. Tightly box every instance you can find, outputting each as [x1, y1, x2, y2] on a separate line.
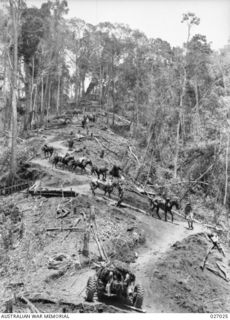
[0, 0, 229, 314]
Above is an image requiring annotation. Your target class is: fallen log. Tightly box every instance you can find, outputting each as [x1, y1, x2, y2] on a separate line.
[91, 225, 107, 261]
[102, 195, 149, 215]
[126, 187, 147, 198]
[17, 295, 41, 313]
[29, 189, 78, 198]
[122, 203, 148, 215]
[216, 262, 229, 281]
[46, 227, 85, 232]
[206, 265, 229, 282]
[106, 112, 131, 125]
[128, 146, 140, 164]
[94, 137, 119, 157]
[63, 217, 82, 240]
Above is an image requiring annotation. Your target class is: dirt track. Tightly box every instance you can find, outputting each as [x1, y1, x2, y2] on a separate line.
[0, 117, 229, 313]
[132, 214, 207, 312]
[27, 125, 209, 312]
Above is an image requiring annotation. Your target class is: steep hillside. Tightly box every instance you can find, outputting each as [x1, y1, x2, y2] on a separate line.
[0, 112, 229, 313]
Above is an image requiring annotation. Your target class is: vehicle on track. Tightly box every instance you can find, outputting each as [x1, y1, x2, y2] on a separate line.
[85, 261, 144, 309]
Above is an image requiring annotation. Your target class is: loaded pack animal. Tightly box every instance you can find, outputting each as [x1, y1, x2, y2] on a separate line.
[91, 165, 108, 180]
[71, 157, 92, 173]
[109, 165, 122, 178]
[90, 179, 119, 198]
[81, 116, 88, 129]
[77, 159, 92, 173]
[52, 155, 64, 168]
[148, 197, 179, 223]
[52, 153, 74, 169]
[86, 113, 96, 122]
[61, 154, 75, 169]
[42, 144, 54, 158]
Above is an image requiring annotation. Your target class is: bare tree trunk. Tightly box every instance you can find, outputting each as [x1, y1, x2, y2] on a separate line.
[32, 85, 37, 128]
[174, 117, 181, 179]
[224, 132, 229, 206]
[9, 0, 19, 180]
[56, 72, 61, 115]
[46, 82, 51, 126]
[27, 56, 35, 130]
[40, 75, 44, 125]
[23, 63, 30, 131]
[135, 124, 153, 180]
[99, 65, 103, 110]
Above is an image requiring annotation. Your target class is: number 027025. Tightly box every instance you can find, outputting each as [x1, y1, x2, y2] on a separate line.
[210, 314, 228, 319]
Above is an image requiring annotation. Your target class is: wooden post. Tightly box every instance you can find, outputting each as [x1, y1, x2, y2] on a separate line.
[82, 227, 90, 257]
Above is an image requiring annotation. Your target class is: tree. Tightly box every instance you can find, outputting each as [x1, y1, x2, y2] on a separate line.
[173, 12, 200, 178]
[8, 0, 24, 181]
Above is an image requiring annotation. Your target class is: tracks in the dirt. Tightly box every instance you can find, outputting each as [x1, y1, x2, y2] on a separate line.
[30, 131, 92, 196]
[131, 213, 207, 312]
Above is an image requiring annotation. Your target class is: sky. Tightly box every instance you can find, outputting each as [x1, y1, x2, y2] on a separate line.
[27, 0, 230, 50]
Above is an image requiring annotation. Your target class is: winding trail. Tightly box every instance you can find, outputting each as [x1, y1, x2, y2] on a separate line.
[131, 213, 207, 312]
[29, 130, 209, 312]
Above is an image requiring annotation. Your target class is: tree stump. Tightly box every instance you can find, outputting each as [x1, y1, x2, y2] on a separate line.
[82, 229, 90, 257]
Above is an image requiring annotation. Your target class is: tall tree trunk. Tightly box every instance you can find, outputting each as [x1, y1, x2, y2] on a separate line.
[99, 65, 103, 109]
[111, 55, 115, 126]
[56, 72, 61, 115]
[40, 75, 44, 125]
[9, 0, 18, 180]
[193, 78, 200, 143]
[174, 66, 187, 179]
[174, 117, 181, 179]
[32, 85, 37, 128]
[224, 132, 229, 206]
[46, 82, 51, 127]
[23, 63, 30, 131]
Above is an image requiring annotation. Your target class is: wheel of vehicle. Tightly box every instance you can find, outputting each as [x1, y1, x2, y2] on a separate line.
[133, 284, 144, 309]
[126, 293, 133, 306]
[85, 276, 97, 302]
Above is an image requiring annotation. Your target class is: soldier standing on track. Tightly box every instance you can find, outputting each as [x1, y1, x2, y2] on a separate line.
[184, 202, 194, 230]
[116, 182, 124, 207]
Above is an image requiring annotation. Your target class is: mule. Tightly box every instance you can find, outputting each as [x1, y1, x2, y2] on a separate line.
[74, 158, 92, 173]
[109, 165, 122, 178]
[52, 155, 64, 168]
[42, 144, 54, 158]
[90, 179, 116, 198]
[91, 165, 108, 180]
[149, 197, 179, 223]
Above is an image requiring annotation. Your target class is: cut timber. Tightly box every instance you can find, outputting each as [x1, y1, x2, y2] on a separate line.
[206, 265, 230, 282]
[63, 217, 82, 240]
[128, 146, 140, 164]
[216, 262, 229, 281]
[124, 305, 146, 313]
[102, 195, 149, 215]
[17, 295, 41, 313]
[94, 137, 119, 157]
[46, 227, 84, 232]
[91, 225, 107, 261]
[29, 188, 78, 198]
[122, 203, 148, 215]
[106, 112, 131, 124]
